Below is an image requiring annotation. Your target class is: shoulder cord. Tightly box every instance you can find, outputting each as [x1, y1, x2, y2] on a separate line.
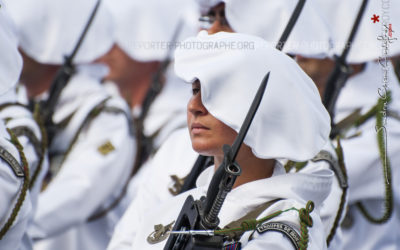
[29, 103, 48, 190]
[288, 93, 394, 224]
[284, 147, 348, 247]
[86, 104, 133, 221]
[215, 201, 315, 250]
[356, 94, 393, 223]
[42, 98, 111, 190]
[37, 97, 134, 221]
[0, 102, 47, 190]
[0, 129, 30, 240]
[325, 137, 348, 246]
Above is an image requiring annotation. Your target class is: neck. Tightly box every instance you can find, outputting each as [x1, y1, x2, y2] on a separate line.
[19, 50, 60, 98]
[213, 146, 275, 189]
[123, 74, 154, 109]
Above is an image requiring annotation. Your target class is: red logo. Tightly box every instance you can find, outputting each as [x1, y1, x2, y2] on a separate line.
[371, 14, 380, 23]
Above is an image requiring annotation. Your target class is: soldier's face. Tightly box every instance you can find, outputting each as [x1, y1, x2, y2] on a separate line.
[295, 55, 335, 97]
[97, 43, 160, 88]
[98, 44, 135, 84]
[187, 80, 237, 157]
[201, 3, 234, 34]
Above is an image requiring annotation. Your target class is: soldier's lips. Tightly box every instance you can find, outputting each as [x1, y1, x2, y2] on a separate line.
[191, 123, 210, 135]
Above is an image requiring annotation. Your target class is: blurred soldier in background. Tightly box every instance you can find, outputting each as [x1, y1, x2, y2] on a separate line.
[100, 0, 198, 201]
[297, 0, 400, 249]
[5, 0, 135, 249]
[0, 2, 32, 249]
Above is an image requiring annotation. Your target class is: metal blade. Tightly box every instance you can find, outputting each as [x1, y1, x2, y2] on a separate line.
[230, 71, 270, 161]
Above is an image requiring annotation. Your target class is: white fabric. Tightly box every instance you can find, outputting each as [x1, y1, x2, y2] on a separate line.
[104, 0, 199, 62]
[0, 0, 22, 96]
[5, 0, 114, 64]
[28, 69, 135, 250]
[0, 119, 32, 250]
[196, 0, 333, 57]
[0, 87, 49, 250]
[142, 66, 191, 148]
[108, 128, 198, 250]
[288, 141, 347, 249]
[334, 61, 400, 249]
[109, 128, 345, 250]
[127, 163, 333, 249]
[314, 0, 400, 63]
[336, 61, 400, 123]
[175, 31, 331, 161]
[195, 0, 222, 14]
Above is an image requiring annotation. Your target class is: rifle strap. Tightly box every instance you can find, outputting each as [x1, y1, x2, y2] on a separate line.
[355, 94, 394, 224]
[313, 144, 348, 247]
[0, 129, 30, 240]
[284, 148, 349, 246]
[222, 199, 281, 241]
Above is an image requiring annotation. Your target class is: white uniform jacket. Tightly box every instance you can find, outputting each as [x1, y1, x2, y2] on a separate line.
[114, 159, 333, 249]
[28, 65, 135, 250]
[0, 120, 32, 250]
[108, 128, 343, 250]
[0, 87, 49, 250]
[335, 62, 400, 250]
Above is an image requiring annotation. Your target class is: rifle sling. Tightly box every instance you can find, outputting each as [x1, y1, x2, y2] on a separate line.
[222, 199, 281, 241]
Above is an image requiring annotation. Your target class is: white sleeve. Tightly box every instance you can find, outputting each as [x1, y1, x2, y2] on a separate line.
[107, 195, 143, 250]
[29, 110, 135, 238]
[0, 151, 32, 250]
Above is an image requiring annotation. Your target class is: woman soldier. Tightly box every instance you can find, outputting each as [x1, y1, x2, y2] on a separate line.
[121, 31, 333, 249]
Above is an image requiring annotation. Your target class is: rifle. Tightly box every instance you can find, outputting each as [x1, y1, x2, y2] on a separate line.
[322, 0, 369, 138]
[132, 20, 184, 175]
[39, 0, 102, 145]
[164, 72, 270, 249]
[179, 0, 306, 195]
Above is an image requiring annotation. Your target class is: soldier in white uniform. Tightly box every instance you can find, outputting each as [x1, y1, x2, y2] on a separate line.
[100, 0, 198, 188]
[1, 4, 49, 250]
[6, 0, 136, 250]
[117, 31, 334, 249]
[109, 1, 347, 249]
[0, 2, 32, 249]
[298, 1, 400, 249]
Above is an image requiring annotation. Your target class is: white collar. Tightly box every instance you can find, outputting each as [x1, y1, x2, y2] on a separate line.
[196, 161, 332, 208]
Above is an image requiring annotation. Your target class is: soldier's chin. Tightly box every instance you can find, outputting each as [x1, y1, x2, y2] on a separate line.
[191, 141, 219, 157]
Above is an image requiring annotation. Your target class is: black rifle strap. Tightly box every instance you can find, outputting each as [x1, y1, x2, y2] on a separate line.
[276, 0, 306, 51]
[322, 0, 369, 125]
[42, 0, 103, 140]
[179, 155, 213, 194]
[131, 21, 184, 175]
